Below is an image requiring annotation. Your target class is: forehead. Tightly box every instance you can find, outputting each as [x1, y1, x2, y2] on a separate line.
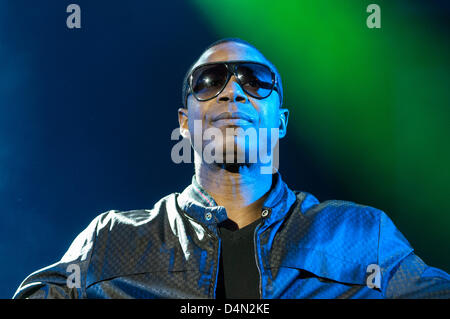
[192, 42, 271, 69]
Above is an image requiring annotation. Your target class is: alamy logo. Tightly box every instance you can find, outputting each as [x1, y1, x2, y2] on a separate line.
[66, 4, 81, 29]
[366, 264, 381, 289]
[66, 264, 81, 289]
[366, 4, 381, 29]
[170, 120, 280, 174]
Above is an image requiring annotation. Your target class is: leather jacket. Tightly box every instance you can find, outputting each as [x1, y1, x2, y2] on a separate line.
[13, 173, 450, 298]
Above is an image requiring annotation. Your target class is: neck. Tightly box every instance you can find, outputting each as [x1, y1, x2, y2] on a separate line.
[195, 161, 273, 229]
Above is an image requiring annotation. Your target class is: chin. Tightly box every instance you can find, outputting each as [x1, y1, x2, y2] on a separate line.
[215, 162, 250, 173]
[222, 146, 258, 165]
[201, 138, 260, 165]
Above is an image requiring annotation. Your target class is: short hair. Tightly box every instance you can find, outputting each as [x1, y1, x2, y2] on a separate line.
[181, 37, 284, 108]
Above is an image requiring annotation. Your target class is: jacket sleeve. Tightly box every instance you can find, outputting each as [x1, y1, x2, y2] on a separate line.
[378, 211, 450, 298]
[12, 213, 104, 299]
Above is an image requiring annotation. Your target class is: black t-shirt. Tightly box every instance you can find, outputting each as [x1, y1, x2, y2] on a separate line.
[215, 218, 261, 299]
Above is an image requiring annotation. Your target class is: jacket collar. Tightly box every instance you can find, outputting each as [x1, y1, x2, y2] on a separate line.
[177, 172, 297, 228]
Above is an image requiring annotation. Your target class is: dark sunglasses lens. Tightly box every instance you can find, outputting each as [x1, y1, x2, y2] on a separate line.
[191, 64, 228, 100]
[237, 63, 274, 98]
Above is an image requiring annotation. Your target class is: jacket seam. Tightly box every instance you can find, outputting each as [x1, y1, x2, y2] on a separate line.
[83, 214, 101, 298]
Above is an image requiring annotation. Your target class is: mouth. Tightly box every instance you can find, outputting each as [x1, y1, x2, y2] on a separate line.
[211, 112, 254, 127]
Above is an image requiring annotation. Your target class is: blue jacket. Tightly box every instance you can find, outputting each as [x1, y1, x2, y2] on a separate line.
[13, 173, 450, 298]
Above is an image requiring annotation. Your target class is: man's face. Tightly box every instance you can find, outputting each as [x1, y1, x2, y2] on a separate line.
[179, 41, 288, 167]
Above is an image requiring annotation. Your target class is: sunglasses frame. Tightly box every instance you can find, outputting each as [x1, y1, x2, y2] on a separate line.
[185, 60, 281, 106]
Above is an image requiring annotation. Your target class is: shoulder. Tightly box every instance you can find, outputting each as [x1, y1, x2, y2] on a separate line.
[290, 191, 413, 262]
[63, 193, 180, 262]
[295, 191, 384, 231]
[64, 193, 184, 286]
[97, 193, 178, 229]
[295, 191, 412, 247]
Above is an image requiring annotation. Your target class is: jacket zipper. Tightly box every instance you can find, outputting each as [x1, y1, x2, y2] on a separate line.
[212, 237, 221, 299]
[254, 223, 263, 299]
[188, 214, 220, 299]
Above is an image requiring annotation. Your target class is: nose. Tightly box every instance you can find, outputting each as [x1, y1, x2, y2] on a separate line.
[216, 75, 248, 104]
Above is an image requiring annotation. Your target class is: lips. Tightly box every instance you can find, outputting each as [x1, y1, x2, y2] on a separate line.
[212, 112, 254, 123]
[211, 112, 255, 128]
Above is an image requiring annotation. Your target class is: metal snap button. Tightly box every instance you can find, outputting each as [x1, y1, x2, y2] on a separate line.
[205, 212, 212, 221]
[261, 209, 269, 217]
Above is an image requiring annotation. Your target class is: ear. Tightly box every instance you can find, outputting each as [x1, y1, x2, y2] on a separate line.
[278, 108, 289, 139]
[178, 107, 190, 139]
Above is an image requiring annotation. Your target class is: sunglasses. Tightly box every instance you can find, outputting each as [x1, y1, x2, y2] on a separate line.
[185, 61, 281, 106]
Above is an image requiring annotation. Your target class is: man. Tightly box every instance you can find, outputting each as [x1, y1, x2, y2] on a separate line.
[14, 38, 450, 299]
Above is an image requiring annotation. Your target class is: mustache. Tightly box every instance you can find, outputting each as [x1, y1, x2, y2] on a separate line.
[211, 112, 254, 122]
